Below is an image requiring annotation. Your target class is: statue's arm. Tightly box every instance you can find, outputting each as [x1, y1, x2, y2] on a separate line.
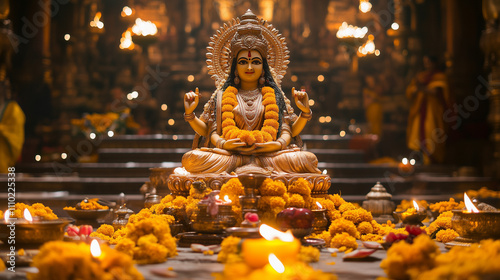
[184, 88, 208, 136]
[290, 87, 312, 137]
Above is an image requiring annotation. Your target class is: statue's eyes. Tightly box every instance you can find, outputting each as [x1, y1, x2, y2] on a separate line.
[252, 60, 262, 65]
[238, 60, 248, 65]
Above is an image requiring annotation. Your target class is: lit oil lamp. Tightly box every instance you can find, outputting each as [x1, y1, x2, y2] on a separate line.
[241, 224, 300, 269]
[394, 200, 427, 226]
[190, 191, 237, 233]
[90, 239, 102, 261]
[0, 209, 72, 247]
[451, 192, 500, 241]
[311, 202, 328, 234]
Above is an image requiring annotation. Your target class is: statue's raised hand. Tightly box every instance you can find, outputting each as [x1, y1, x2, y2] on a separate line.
[184, 87, 199, 114]
[292, 87, 310, 113]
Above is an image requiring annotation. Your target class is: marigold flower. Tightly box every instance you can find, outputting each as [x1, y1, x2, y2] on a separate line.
[435, 229, 458, 243]
[264, 111, 279, 120]
[380, 234, 439, 280]
[222, 118, 236, 128]
[222, 104, 234, 112]
[357, 221, 374, 235]
[338, 202, 357, 213]
[217, 236, 242, 263]
[260, 178, 287, 196]
[429, 198, 464, 213]
[329, 218, 358, 238]
[287, 193, 306, 208]
[265, 104, 279, 112]
[288, 178, 312, 197]
[331, 232, 358, 250]
[298, 246, 321, 263]
[328, 194, 346, 208]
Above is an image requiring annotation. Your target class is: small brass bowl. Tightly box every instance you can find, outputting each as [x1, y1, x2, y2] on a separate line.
[65, 209, 110, 220]
[394, 210, 427, 226]
[0, 218, 73, 247]
[191, 204, 237, 234]
[225, 227, 260, 238]
[451, 210, 500, 240]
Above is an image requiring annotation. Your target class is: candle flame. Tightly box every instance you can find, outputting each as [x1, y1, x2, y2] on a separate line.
[215, 195, 220, 200]
[132, 18, 158, 36]
[268, 253, 285, 274]
[259, 224, 294, 242]
[402, 158, 408, 165]
[90, 239, 102, 258]
[24, 209, 33, 222]
[223, 195, 232, 203]
[322, 169, 327, 175]
[464, 193, 479, 213]
[412, 200, 419, 211]
[90, 12, 104, 29]
[4, 210, 9, 223]
[119, 29, 135, 50]
[336, 22, 368, 39]
[316, 201, 323, 209]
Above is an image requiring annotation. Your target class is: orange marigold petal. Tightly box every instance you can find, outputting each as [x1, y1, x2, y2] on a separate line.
[251, 131, 264, 143]
[263, 93, 275, 100]
[222, 112, 234, 120]
[222, 126, 235, 138]
[262, 97, 276, 107]
[266, 104, 279, 113]
[228, 128, 241, 139]
[265, 111, 279, 120]
[262, 126, 277, 139]
[261, 87, 274, 94]
[262, 131, 273, 142]
[222, 118, 236, 128]
[263, 119, 279, 130]
[226, 86, 238, 94]
[222, 104, 234, 112]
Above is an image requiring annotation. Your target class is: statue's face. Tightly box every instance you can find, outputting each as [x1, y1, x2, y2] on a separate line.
[236, 50, 263, 84]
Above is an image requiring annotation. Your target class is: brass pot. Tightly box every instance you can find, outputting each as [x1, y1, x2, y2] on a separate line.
[312, 209, 329, 233]
[451, 210, 500, 240]
[0, 218, 72, 247]
[191, 204, 237, 234]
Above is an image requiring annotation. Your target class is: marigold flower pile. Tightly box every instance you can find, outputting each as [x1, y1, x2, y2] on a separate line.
[216, 235, 335, 280]
[380, 236, 500, 280]
[12, 202, 58, 220]
[428, 198, 464, 213]
[63, 198, 109, 210]
[380, 234, 440, 280]
[27, 240, 144, 280]
[221, 86, 279, 145]
[89, 224, 127, 245]
[111, 209, 177, 264]
[462, 186, 500, 199]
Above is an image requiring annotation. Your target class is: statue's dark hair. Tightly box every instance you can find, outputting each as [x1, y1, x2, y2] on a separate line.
[221, 57, 286, 137]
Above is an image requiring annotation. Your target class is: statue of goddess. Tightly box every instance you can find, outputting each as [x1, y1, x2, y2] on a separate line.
[179, 9, 320, 175]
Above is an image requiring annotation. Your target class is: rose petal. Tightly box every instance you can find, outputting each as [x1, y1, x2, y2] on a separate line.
[362, 241, 383, 249]
[343, 249, 377, 259]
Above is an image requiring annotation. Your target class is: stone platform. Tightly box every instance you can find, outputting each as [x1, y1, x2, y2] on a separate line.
[154, 170, 331, 197]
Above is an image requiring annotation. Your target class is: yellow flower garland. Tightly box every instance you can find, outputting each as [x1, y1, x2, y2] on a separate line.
[221, 86, 279, 145]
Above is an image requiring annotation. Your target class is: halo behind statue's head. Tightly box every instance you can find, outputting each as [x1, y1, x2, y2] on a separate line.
[206, 9, 290, 89]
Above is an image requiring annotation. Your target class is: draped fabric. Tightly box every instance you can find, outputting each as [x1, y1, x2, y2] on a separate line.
[182, 89, 320, 174]
[0, 101, 25, 173]
[406, 71, 450, 164]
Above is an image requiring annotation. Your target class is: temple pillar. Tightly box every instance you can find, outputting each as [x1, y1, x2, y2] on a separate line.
[481, 0, 500, 178]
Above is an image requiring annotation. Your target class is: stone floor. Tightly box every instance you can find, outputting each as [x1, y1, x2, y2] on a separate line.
[0, 241, 449, 280]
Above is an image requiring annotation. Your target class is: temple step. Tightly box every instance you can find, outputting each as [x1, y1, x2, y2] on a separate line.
[3, 173, 494, 196]
[97, 148, 366, 163]
[99, 134, 378, 150]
